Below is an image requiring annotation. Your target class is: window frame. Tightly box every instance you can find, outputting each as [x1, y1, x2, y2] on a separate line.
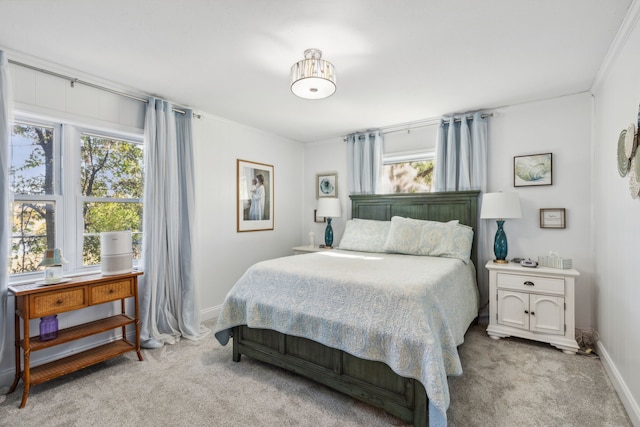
[381, 149, 435, 194]
[9, 113, 144, 282]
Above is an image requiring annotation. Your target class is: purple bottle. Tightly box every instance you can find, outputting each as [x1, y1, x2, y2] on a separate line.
[39, 315, 58, 341]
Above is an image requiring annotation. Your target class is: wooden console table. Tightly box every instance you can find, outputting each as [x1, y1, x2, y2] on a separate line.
[8, 271, 144, 408]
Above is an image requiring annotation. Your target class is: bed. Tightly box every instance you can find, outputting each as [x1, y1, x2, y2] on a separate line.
[214, 191, 480, 426]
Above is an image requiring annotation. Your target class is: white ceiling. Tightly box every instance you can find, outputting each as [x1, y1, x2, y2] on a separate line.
[0, 0, 632, 142]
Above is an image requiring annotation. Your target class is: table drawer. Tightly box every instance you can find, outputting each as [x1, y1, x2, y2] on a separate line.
[31, 288, 87, 318]
[90, 280, 134, 304]
[496, 273, 564, 295]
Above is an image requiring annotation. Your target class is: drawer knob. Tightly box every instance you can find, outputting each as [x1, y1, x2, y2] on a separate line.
[56, 299, 64, 305]
[108, 289, 115, 294]
[523, 281, 535, 286]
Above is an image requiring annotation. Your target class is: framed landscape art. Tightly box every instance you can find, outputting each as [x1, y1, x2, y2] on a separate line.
[237, 159, 274, 232]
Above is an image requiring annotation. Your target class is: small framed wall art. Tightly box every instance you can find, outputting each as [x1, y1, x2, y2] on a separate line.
[514, 153, 552, 187]
[540, 208, 566, 229]
[237, 159, 274, 232]
[316, 172, 338, 198]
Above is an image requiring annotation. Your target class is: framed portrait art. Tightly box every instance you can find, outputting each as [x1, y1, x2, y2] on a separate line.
[237, 159, 274, 232]
[316, 172, 338, 198]
[514, 153, 552, 187]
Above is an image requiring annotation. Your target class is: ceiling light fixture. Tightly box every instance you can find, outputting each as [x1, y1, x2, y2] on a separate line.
[290, 48, 336, 100]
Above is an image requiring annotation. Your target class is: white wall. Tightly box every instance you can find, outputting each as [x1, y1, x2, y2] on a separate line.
[304, 95, 594, 329]
[0, 56, 305, 389]
[192, 114, 304, 321]
[302, 125, 439, 247]
[302, 138, 348, 245]
[487, 93, 594, 330]
[591, 4, 640, 424]
[9, 57, 145, 132]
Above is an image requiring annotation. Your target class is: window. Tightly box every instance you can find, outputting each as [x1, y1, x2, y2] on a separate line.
[381, 151, 434, 193]
[10, 122, 60, 274]
[9, 117, 143, 278]
[79, 132, 144, 267]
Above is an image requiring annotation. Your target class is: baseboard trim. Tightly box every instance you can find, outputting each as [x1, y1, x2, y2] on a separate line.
[200, 305, 222, 323]
[597, 341, 640, 426]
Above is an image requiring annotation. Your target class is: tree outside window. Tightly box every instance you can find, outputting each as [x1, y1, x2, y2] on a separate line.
[9, 123, 57, 274]
[80, 133, 143, 267]
[9, 121, 143, 275]
[382, 159, 434, 193]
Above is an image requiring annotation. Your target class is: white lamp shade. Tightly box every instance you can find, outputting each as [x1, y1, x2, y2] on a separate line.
[480, 192, 522, 219]
[290, 49, 336, 100]
[316, 198, 342, 218]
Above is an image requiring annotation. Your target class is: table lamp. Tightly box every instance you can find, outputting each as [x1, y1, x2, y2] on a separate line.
[480, 192, 522, 263]
[38, 248, 68, 284]
[316, 198, 342, 248]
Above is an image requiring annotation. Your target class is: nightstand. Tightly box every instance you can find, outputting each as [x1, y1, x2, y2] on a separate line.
[485, 261, 580, 354]
[292, 245, 331, 255]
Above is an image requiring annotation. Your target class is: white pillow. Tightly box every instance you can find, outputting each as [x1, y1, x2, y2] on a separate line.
[337, 219, 391, 253]
[383, 216, 473, 263]
[426, 223, 474, 264]
[382, 216, 425, 255]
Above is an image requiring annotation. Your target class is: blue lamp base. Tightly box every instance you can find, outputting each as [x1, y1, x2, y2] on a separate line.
[493, 220, 509, 263]
[324, 218, 334, 247]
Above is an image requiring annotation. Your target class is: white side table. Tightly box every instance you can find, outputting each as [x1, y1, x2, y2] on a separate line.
[292, 246, 332, 255]
[485, 261, 580, 354]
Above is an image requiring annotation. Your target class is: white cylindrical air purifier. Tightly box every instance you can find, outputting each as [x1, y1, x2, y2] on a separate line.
[100, 231, 133, 276]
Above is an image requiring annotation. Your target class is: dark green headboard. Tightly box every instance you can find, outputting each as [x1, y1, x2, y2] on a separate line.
[350, 191, 480, 268]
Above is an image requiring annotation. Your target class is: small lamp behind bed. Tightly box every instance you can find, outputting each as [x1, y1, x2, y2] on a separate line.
[480, 192, 521, 264]
[316, 198, 342, 248]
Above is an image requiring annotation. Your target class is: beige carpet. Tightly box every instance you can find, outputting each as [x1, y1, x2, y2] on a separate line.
[0, 321, 631, 427]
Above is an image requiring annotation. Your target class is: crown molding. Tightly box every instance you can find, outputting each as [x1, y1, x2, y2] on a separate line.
[591, 0, 640, 93]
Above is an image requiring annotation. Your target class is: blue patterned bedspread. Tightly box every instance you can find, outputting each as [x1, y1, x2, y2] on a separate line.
[214, 250, 479, 426]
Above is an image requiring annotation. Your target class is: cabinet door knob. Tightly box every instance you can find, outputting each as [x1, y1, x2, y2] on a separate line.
[531, 311, 535, 316]
[523, 281, 535, 286]
[524, 310, 529, 314]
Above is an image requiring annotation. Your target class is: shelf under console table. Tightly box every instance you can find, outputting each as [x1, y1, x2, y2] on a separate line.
[8, 271, 144, 408]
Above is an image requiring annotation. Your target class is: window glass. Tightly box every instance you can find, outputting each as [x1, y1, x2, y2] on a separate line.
[8, 119, 144, 277]
[80, 133, 143, 267]
[10, 201, 56, 274]
[82, 202, 143, 266]
[10, 123, 55, 195]
[9, 122, 59, 275]
[80, 134, 144, 199]
[382, 159, 434, 193]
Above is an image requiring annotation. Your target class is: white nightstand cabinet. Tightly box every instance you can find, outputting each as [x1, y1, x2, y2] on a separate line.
[486, 261, 580, 354]
[292, 246, 331, 255]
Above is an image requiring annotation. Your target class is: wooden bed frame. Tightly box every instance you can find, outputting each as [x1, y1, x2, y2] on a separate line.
[232, 191, 480, 426]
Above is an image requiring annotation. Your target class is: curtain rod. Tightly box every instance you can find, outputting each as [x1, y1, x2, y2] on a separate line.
[383, 113, 493, 136]
[8, 59, 201, 118]
[343, 113, 493, 141]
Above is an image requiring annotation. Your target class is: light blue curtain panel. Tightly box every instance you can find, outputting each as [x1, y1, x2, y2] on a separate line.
[346, 130, 383, 194]
[434, 111, 490, 304]
[434, 112, 487, 192]
[0, 51, 11, 363]
[139, 98, 208, 348]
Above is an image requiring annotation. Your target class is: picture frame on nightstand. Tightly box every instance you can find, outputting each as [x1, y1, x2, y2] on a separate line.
[540, 208, 566, 229]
